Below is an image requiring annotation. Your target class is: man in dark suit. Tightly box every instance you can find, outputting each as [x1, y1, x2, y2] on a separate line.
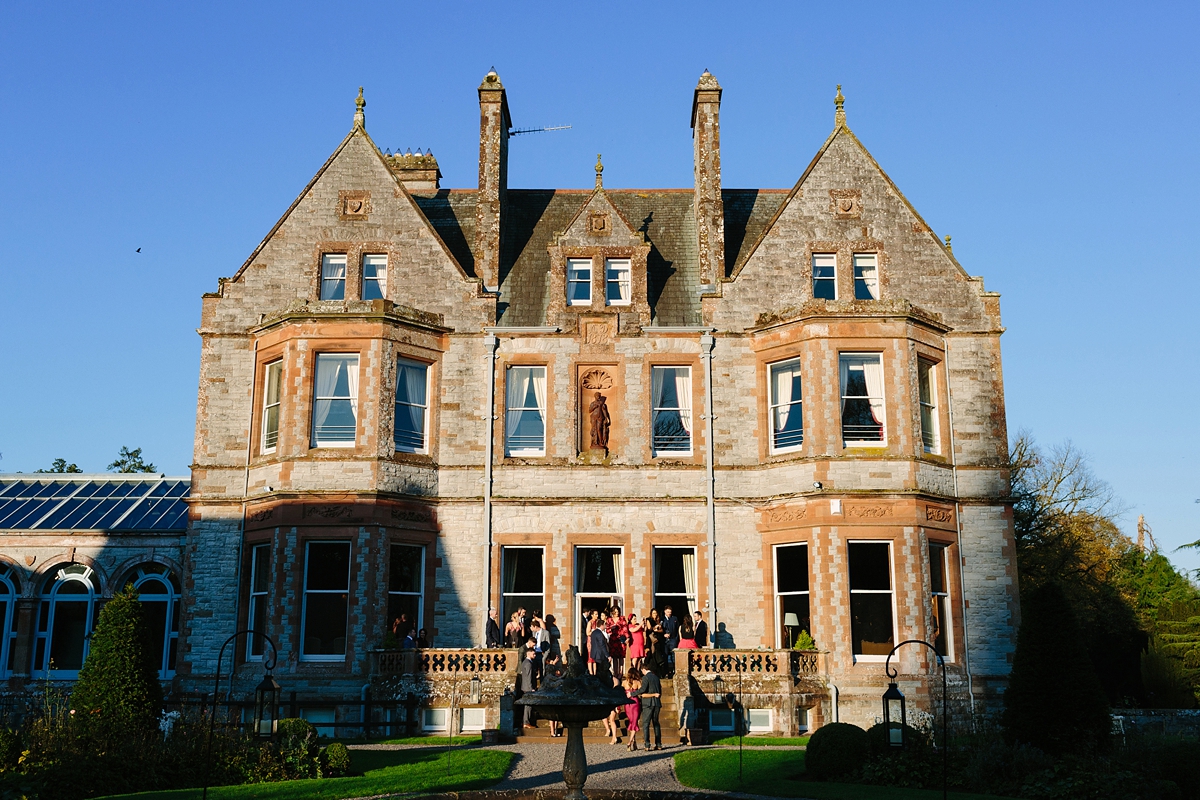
[661, 606, 680, 677]
[636, 663, 663, 750]
[517, 645, 538, 728]
[693, 611, 709, 648]
[486, 607, 502, 648]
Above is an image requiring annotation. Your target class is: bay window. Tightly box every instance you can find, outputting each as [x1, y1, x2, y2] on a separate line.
[840, 353, 885, 446]
[505, 366, 546, 456]
[394, 358, 430, 453]
[930, 542, 952, 658]
[769, 359, 804, 452]
[848, 542, 895, 658]
[301, 541, 351, 660]
[605, 258, 631, 305]
[918, 358, 939, 454]
[651, 366, 692, 455]
[320, 254, 347, 300]
[246, 543, 270, 659]
[312, 354, 359, 446]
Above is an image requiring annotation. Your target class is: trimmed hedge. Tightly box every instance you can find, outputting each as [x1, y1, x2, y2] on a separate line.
[804, 722, 868, 780]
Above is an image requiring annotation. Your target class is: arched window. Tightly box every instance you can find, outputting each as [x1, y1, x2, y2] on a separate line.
[34, 564, 98, 679]
[127, 565, 180, 678]
[0, 564, 20, 678]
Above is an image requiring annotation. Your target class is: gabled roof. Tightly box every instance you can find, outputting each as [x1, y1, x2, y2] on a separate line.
[0, 475, 190, 532]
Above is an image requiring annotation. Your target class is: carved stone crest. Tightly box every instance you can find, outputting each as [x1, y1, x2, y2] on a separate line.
[249, 508, 274, 523]
[765, 505, 807, 525]
[338, 190, 371, 220]
[303, 505, 353, 519]
[584, 323, 612, 345]
[829, 189, 862, 219]
[587, 211, 611, 236]
[580, 368, 613, 390]
[848, 505, 892, 519]
[24, 555, 35, 566]
[926, 506, 954, 523]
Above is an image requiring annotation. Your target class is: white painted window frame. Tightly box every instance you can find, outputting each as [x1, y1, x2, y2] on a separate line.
[300, 540, 351, 663]
[839, 352, 887, 447]
[847, 540, 897, 663]
[918, 358, 940, 454]
[311, 353, 359, 448]
[0, 565, 17, 679]
[505, 365, 547, 457]
[246, 543, 270, 660]
[460, 707, 487, 731]
[767, 358, 804, 454]
[262, 359, 283, 454]
[772, 543, 810, 649]
[605, 258, 632, 306]
[500, 545, 545, 625]
[394, 358, 431, 454]
[748, 708, 773, 733]
[33, 564, 98, 679]
[320, 253, 347, 300]
[929, 542, 955, 662]
[650, 365, 693, 457]
[128, 565, 180, 678]
[812, 253, 837, 300]
[362, 253, 388, 300]
[566, 258, 592, 306]
[853, 253, 879, 300]
[388, 543, 426, 631]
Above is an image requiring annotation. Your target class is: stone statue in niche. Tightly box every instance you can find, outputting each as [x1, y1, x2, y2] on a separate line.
[588, 392, 611, 453]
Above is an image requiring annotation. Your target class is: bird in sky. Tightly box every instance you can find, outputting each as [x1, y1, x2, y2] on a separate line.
[136, 248, 141, 253]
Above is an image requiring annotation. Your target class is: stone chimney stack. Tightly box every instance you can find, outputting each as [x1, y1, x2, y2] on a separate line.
[691, 70, 724, 288]
[475, 69, 511, 291]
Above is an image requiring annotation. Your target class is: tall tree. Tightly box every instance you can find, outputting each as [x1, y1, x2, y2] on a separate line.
[35, 458, 82, 473]
[107, 446, 157, 474]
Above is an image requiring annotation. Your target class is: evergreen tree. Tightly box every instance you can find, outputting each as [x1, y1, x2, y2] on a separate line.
[107, 446, 157, 474]
[35, 458, 82, 473]
[1002, 582, 1111, 755]
[70, 585, 162, 738]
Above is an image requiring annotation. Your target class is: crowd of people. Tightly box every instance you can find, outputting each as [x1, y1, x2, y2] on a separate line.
[497, 603, 711, 750]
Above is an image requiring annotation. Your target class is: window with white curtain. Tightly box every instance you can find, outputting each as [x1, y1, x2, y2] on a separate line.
[362, 254, 387, 300]
[605, 258, 631, 305]
[312, 354, 359, 446]
[839, 353, 885, 446]
[127, 565, 180, 678]
[652, 546, 696, 616]
[320, 254, 347, 300]
[262, 360, 282, 453]
[246, 543, 270, 659]
[394, 358, 429, 453]
[853, 253, 879, 300]
[0, 565, 20, 678]
[567, 258, 592, 305]
[33, 564, 98, 679]
[768, 359, 804, 452]
[918, 359, 939, 454]
[812, 253, 837, 300]
[929, 542, 952, 659]
[301, 541, 351, 661]
[651, 366, 692, 455]
[505, 366, 546, 456]
[849, 541, 895, 659]
[773, 544, 810, 648]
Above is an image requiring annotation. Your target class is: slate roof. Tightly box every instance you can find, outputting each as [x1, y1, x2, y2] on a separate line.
[411, 189, 788, 328]
[0, 475, 190, 532]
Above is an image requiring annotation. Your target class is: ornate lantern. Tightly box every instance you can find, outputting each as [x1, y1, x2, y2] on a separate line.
[712, 674, 725, 705]
[881, 681, 906, 748]
[469, 674, 483, 705]
[254, 672, 281, 739]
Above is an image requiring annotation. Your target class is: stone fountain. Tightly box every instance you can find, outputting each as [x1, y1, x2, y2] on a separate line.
[515, 645, 630, 800]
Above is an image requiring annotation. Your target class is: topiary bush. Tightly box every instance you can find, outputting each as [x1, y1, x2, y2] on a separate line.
[322, 742, 351, 777]
[804, 722, 869, 780]
[1002, 582, 1111, 755]
[248, 718, 322, 782]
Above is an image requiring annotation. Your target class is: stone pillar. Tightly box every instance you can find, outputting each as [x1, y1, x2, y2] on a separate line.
[691, 70, 724, 289]
[475, 70, 511, 292]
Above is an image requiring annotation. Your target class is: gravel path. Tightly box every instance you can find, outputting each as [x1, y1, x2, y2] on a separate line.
[492, 741, 683, 792]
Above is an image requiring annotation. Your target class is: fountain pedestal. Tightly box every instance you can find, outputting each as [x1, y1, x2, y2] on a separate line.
[515, 646, 629, 800]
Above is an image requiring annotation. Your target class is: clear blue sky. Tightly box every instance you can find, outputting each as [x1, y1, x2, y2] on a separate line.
[1, 1, 1197, 572]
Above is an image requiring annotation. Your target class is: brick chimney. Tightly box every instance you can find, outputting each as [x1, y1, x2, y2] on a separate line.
[475, 70, 511, 290]
[691, 70, 724, 288]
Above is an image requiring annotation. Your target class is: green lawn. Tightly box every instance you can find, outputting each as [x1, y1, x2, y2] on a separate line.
[96, 747, 512, 800]
[709, 734, 809, 746]
[338, 734, 483, 746]
[674, 749, 1014, 800]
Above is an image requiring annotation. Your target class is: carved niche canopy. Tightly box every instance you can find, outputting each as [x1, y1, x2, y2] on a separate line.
[580, 368, 613, 390]
[580, 368, 614, 456]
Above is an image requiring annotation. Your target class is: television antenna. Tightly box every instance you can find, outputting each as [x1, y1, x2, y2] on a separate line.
[510, 124, 572, 137]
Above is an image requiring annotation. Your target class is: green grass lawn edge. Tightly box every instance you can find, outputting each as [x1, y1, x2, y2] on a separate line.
[708, 734, 810, 746]
[95, 747, 512, 800]
[673, 749, 1017, 800]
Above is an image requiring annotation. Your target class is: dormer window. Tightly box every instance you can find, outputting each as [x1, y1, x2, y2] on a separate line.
[853, 253, 879, 300]
[567, 258, 592, 305]
[320, 254, 347, 300]
[362, 254, 387, 300]
[812, 254, 837, 299]
[606, 259, 631, 305]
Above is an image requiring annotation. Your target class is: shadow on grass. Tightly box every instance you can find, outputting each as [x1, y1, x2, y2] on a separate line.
[96, 748, 513, 800]
[674, 750, 1015, 800]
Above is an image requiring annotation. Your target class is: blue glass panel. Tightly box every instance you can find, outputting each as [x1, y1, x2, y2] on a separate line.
[6, 499, 61, 528]
[38, 499, 86, 529]
[50, 483, 80, 498]
[57, 499, 105, 529]
[89, 498, 137, 529]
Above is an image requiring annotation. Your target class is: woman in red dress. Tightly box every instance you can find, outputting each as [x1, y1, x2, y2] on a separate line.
[605, 607, 628, 677]
[626, 613, 646, 670]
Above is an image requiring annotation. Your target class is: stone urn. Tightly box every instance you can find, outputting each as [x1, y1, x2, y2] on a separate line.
[516, 645, 629, 800]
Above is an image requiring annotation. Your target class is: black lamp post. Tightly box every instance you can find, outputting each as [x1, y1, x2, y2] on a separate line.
[203, 629, 280, 800]
[882, 639, 947, 800]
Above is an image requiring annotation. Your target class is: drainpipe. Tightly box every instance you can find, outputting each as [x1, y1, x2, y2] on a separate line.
[480, 333, 499, 646]
[942, 338, 977, 719]
[700, 332, 718, 627]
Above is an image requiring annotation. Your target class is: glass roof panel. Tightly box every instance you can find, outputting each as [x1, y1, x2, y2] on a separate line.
[50, 482, 81, 498]
[38, 499, 86, 529]
[0, 478, 189, 531]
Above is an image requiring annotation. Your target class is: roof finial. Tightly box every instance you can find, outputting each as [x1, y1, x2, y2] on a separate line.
[944, 235, 953, 253]
[354, 86, 366, 130]
[834, 84, 846, 128]
[595, 153, 604, 190]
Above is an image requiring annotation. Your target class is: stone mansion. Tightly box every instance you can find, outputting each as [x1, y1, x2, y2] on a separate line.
[0, 71, 1017, 734]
